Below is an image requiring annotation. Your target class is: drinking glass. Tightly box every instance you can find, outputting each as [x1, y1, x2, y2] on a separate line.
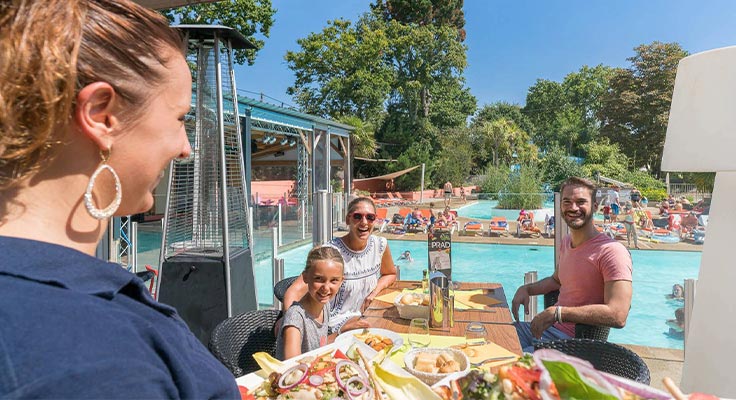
[465, 322, 487, 346]
[408, 318, 431, 348]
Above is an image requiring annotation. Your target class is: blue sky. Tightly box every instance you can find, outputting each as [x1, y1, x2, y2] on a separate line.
[234, 0, 736, 110]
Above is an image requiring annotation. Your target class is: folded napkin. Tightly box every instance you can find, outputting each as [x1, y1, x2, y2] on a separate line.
[453, 342, 518, 370]
[374, 288, 425, 304]
[390, 334, 517, 370]
[454, 289, 501, 310]
[374, 290, 402, 304]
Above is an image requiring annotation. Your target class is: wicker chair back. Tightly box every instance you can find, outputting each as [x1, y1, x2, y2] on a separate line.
[534, 338, 650, 384]
[274, 276, 299, 303]
[209, 309, 281, 377]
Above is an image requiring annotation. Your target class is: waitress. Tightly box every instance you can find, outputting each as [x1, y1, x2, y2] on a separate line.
[284, 197, 397, 334]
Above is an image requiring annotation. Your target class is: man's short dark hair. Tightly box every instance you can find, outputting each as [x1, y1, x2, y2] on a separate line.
[560, 176, 598, 205]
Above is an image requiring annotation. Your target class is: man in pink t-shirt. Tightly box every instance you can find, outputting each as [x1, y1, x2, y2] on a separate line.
[511, 177, 633, 352]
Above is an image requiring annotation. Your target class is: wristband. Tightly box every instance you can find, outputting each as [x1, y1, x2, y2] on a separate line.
[555, 306, 563, 324]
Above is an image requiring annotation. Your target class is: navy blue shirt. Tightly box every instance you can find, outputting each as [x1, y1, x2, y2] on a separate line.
[0, 236, 239, 399]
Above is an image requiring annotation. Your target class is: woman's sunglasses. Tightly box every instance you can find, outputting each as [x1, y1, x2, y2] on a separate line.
[351, 212, 377, 222]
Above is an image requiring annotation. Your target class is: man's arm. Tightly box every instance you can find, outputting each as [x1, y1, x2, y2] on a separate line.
[530, 280, 632, 338]
[511, 272, 561, 321]
[557, 280, 632, 328]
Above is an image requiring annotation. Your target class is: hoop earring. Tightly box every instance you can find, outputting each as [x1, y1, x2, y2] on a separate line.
[84, 148, 122, 220]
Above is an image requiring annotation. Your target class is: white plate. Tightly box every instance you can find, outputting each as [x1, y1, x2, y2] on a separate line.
[334, 328, 404, 352]
[234, 336, 412, 392]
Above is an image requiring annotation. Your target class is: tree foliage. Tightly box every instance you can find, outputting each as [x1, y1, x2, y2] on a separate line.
[370, 0, 466, 40]
[524, 65, 613, 156]
[162, 0, 276, 65]
[285, 18, 394, 121]
[539, 146, 587, 191]
[471, 118, 536, 168]
[580, 138, 629, 180]
[597, 42, 688, 176]
[498, 163, 545, 209]
[338, 115, 377, 159]
[473, 102, 535, 136]
[432, 127, 474, 188]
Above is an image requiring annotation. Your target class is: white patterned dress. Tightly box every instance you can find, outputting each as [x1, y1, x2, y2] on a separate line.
[327, 235, 386, 333]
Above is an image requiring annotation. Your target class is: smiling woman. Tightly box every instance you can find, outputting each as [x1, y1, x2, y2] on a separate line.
[0, 0, 237, 398]
[283, 197, 397, 335]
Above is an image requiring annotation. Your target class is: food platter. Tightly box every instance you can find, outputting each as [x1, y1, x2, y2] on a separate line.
[335, 328, 404, 353]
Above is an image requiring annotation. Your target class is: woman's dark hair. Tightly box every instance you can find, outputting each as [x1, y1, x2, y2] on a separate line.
[560, 176, 598, 205]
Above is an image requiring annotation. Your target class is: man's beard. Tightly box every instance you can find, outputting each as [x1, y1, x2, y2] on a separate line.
[563, 209, 594, 230]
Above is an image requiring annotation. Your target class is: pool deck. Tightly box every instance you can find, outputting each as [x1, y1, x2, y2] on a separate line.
[376, 200, 704, 252]
[622, 344, 684, 390]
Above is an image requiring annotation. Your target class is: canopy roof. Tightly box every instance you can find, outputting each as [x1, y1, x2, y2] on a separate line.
[353, 165, 421, 182]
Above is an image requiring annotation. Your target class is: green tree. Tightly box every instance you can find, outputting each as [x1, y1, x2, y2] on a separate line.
[338, 116, 377, 159]
[580, 139, 629, 180]
[472, 118, 536, 168]
[432, 127, 473, 188]
[597, 42, 689, 176]
[370, 0, 466, 40]
[498, 163, 545, 209]
[477, 164, 510, 198]
[524, 65, 613, 155]
[473, 102, 535, 137]
[539, 146, 587, 191]
[162, 0, 276, 65]
[285, 17, 394, 120]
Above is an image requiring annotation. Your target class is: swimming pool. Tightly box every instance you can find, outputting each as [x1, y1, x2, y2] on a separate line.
[457, 199, 605, 222]
[456, 200, 555, 222]
[258, 240, 700, 350]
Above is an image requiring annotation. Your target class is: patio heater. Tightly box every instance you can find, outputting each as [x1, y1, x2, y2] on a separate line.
[156, 25, 256, 345]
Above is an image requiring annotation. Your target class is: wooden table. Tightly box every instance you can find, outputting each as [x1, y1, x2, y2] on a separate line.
[363, 280, 522, 355]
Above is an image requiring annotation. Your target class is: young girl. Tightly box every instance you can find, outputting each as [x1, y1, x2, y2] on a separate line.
[276, 246, 344, 360]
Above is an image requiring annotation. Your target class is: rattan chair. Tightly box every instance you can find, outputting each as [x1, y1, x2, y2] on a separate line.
[543, 290, 611, 341]
[273, 276, 298, 303]
[208, 309, 281, 377]
[534, 338, 650, 384]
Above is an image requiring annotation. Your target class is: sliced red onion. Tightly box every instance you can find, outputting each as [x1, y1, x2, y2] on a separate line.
[308, 374, 324, 386]
[277, 363, 308, 391]
[335, 359, 368, 390]
[533, 349, 621, 400]
[345, 376, 369, 396]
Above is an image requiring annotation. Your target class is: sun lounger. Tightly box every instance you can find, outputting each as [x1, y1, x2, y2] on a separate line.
[462, 221, 483, 236]
[384, 207, 412, 233]
[516, 212, 541, 238]
[488, 217, 510, 237]
[374, 208, 389, 232]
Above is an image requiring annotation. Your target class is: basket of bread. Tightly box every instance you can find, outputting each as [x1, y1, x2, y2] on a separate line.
[404, 347, 469, 386]
[394, 292, 430, 320]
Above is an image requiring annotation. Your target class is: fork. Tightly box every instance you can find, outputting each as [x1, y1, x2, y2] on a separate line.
[470, 356, 516, 367]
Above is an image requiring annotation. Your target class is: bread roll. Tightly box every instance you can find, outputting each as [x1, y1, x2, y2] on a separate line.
[400, 294, 415, 305]
[439, 360, 460, 373]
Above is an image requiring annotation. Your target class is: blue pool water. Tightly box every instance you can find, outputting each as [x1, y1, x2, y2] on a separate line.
[258, 240, 700, 350]
[457, 199, 604, 222]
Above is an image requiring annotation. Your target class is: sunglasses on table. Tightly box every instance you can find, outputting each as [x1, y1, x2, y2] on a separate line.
[351, 212, 377, 222]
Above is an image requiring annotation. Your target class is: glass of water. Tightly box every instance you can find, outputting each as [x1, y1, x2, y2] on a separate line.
[408, 318, 431, 348]
[465, 322, 487, 346]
